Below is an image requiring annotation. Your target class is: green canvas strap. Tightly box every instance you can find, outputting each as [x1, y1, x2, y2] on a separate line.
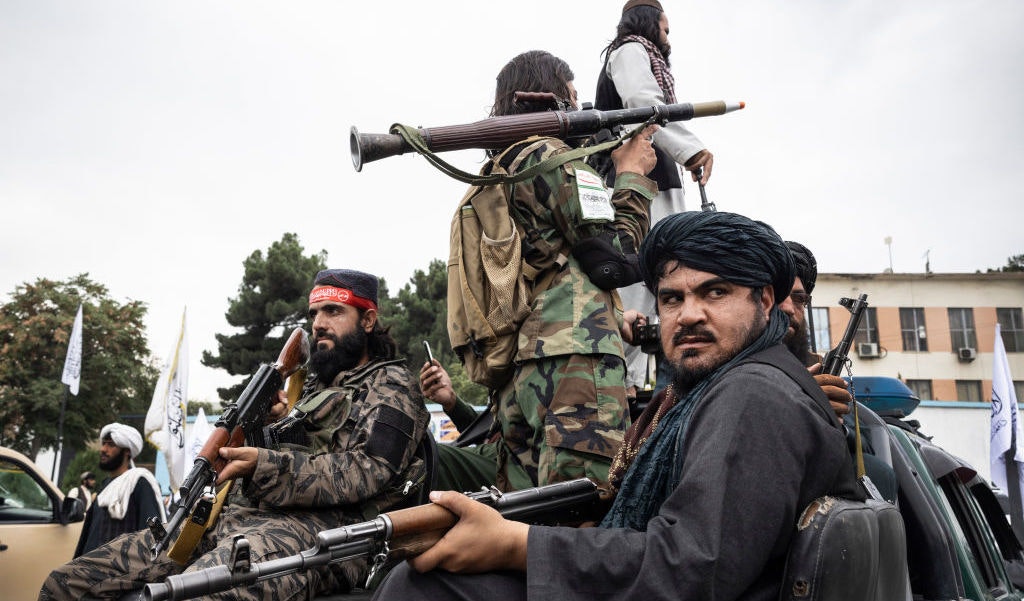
[390, 123, 635, 185]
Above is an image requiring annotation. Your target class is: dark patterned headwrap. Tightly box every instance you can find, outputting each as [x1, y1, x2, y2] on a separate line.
[640, 211, 795, 304]
[786, 241, 818, 294]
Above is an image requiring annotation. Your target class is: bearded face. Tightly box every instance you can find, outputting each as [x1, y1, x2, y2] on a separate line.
[784, 310, 811, 363]
[309, 326, 368, 385]
[98, 440, 129, 472]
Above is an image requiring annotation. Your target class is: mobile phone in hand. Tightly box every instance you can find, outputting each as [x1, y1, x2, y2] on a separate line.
[423, 340, 435, 365]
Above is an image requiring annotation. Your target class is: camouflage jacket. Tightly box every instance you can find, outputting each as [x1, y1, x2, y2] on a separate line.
[245, 359, 430, 518]
[507, 137, 656, 361]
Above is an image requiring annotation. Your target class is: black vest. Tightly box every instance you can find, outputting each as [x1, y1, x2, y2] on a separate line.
[595, 56, 681, 192]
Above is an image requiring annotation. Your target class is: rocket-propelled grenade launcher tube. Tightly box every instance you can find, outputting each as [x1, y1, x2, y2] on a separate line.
[350, 100, 745, 171]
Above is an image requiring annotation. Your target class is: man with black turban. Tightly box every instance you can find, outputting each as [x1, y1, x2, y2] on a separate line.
[371, 212, 862, 601]
[780, 240, 853, 419]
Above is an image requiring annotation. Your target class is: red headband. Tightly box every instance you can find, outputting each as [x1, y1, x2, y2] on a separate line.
[308, 286, 377, 311]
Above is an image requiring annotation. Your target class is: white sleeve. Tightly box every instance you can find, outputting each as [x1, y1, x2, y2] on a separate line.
[607, 43, 705, 166]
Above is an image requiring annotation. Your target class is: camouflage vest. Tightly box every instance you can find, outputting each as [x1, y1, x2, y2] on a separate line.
[276, 359, 406, 455]
[275, 359, 426, 518]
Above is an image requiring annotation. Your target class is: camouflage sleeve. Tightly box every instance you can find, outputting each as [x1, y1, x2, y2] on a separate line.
[246, 366, 429, 508]
[516, 139, 656, 251]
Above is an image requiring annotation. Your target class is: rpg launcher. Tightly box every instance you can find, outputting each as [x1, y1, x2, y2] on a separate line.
[821, 294, 870, 376]
[350, 97, 744, 171]
[143, 478, 603, 601]
[148, 327, 310, 562]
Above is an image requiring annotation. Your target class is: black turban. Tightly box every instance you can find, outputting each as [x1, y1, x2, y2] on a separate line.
[639, 211, 795, 304]
[785, 241, 817, 294]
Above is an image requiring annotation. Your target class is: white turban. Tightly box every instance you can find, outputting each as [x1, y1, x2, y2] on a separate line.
[100, 423, 144, 459]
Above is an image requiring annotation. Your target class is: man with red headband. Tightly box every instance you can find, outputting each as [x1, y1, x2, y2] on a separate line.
[41, 268, 431, 601]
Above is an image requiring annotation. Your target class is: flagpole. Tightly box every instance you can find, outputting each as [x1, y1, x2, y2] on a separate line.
[1005, 448, 1024, 542]
[51, 384, 69, 481]
[55, 303, 84, 483]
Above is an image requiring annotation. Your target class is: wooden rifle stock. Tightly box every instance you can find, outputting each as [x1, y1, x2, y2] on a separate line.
[351, 100, 744, 171]
[150, 327, 310, 561]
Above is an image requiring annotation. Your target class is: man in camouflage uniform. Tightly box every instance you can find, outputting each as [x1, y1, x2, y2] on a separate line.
[434, 50, 657, 493]
[40, 268, 430, 601]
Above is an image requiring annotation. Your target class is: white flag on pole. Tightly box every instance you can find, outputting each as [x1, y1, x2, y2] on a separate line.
[990, 323, 1024, 492]
[187, 406, 215, 469]
[60, 304, 84, 395]
[145, 309, 189, 493]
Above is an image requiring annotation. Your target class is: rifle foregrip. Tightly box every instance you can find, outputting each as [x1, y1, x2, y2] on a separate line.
[387, 503, 458, 538]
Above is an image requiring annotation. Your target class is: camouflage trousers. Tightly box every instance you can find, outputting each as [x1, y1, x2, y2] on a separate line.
[434, 440, 533, 493]
[39, 505, 357, 601]
[497, 353, 629, 490]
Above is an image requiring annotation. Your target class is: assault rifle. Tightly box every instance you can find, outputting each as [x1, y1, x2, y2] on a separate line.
[350, 98, 744, 171]
[149, 327, 310, 562]
[143, 478, 602, 601]
[820, 294, 870, 376]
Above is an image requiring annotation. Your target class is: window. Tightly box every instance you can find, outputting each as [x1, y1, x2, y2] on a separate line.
[906, 379, 933, 400]
[900, 307, 928, 352]
[948, 308, 978, 351]
[854, 307, 879, 345]
[998, 308, 1024, 352]
[1016, 381, 1024, 403]
[956, 380, 983, 402]
[0, 457, 53, 516]
[810, 307, 831, 354]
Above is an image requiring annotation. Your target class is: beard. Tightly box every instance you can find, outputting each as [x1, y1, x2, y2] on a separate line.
[310, 327, 368, 385]
[98, 447, 128, 472]
[670, 310, 767, 395]
[784, 315, 811, 364]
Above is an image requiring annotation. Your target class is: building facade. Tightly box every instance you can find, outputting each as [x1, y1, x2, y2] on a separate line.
[811, 272, 1024, 402]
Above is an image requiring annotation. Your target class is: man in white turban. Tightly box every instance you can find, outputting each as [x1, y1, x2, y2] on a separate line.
[73, 423, 166, 557]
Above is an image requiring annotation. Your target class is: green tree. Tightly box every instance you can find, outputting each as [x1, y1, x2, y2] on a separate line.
[985, 253, 1024, 273]
[61, 448, 100, 493]
[187, 399, 216, 416]
[0, 274, 158, 462]
[202, 233, 326, 403]
[1002, 254, 1024, 272]
[379, 259, 487, 405]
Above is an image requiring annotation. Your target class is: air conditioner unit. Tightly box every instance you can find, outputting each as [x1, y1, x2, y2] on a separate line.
[958, 347, 977, 362]
[857, 342, 880, 358]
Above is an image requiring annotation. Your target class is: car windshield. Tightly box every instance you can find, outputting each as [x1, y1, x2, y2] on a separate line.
[0, 457, 51, 515]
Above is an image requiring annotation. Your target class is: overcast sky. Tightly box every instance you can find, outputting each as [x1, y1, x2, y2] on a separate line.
[2, 0, 1022, 405]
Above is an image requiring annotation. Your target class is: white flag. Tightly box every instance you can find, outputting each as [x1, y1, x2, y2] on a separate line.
[60, 304, 83, 395]
[145, 309, 189, 493]
[187, 406, 215, 469]
[990, 323, 1024, 492]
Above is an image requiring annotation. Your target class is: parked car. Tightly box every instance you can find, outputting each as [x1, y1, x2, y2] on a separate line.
[853, 377, 1024, 600]
[0, 446, 85, 601]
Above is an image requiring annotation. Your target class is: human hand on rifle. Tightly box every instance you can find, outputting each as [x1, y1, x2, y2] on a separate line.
[684, 148, 714, 185]
[409, 490, 529, 574]
[216, 447, 260, 484]
[611, 124, 658, 177]
[809, 363, 852, 422]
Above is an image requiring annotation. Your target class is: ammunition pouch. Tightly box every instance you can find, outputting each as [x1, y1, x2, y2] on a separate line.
[571, 228, 643, 290]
